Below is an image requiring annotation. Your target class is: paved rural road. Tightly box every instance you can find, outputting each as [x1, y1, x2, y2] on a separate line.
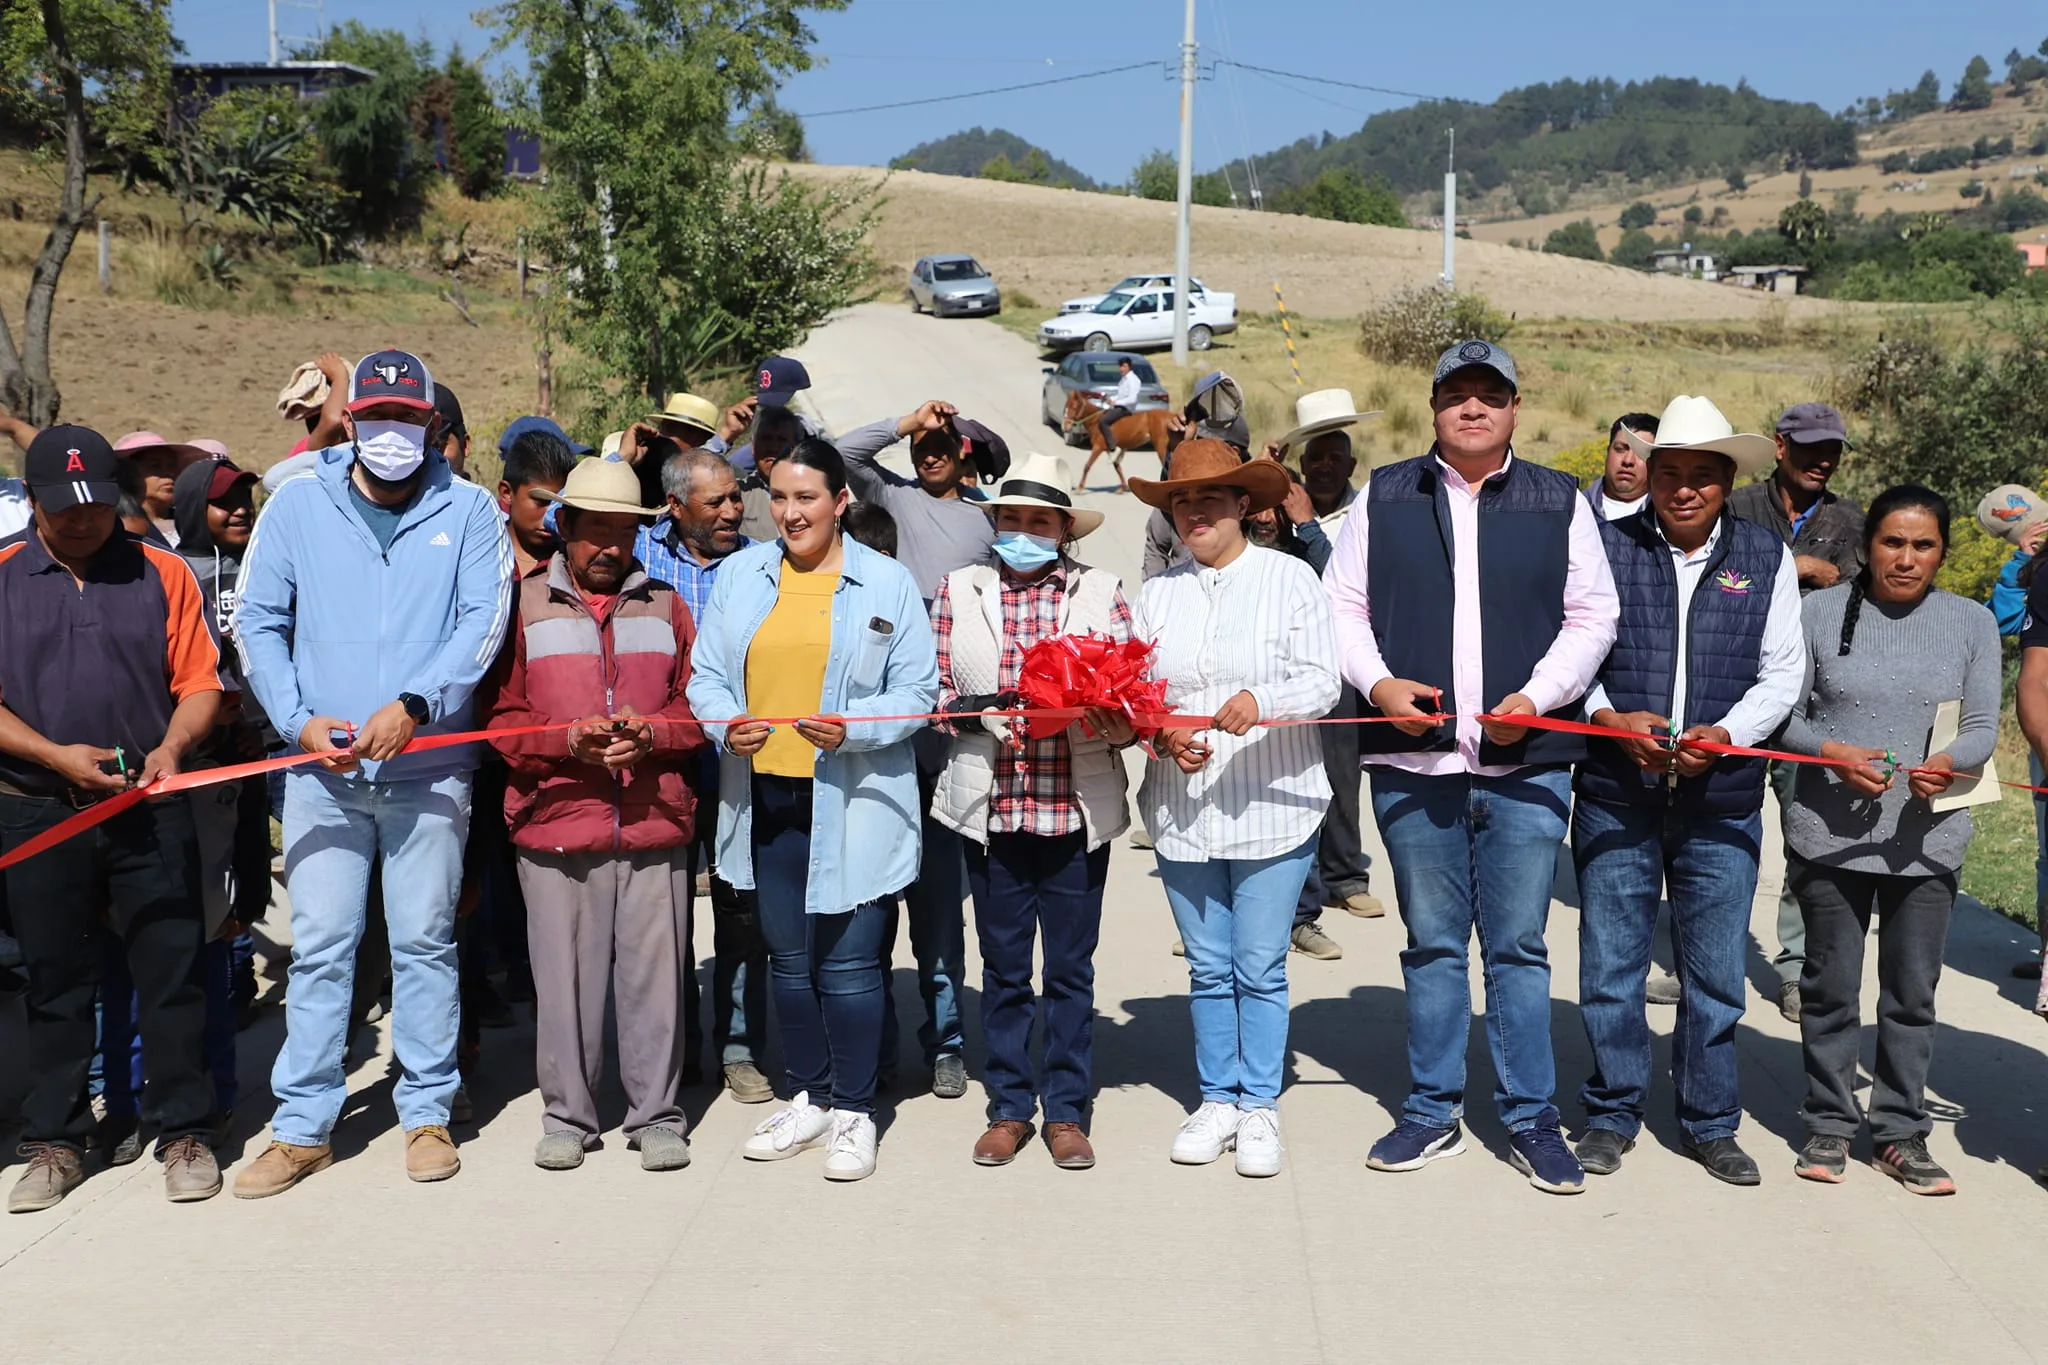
[2, 305, 2046, 1363]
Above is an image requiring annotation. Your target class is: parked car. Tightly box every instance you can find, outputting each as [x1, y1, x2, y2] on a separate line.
[1036, 287, 1238, 354]
[1060, 273, 1216, 313]
[1040, 352, 1170, 447]
[908, 253, 1002, 317]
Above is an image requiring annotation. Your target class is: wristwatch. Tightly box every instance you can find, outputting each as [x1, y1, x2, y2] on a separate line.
[398, 692, 430, 725]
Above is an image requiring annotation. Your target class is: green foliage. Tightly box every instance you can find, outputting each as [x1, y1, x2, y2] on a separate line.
[1271, 167, 1407, 226]
[168, 89, 344, 253]
[1544, 434, 1609, 486]
[1883, 69, 1943, 121]
[1357, 286, 1515, 369]
[446, 53, 504, 197]
[1513, 177, 1551, 216]
[1618, 200, 1656, 229]
[1831, 258, 1977, 302]
[493, 0, 869, 430]
[1936, 519, 2012, 605]
[1682, 203, 1704, 225]
[1609, 226, 1658, 269]
[1543, 218, 1604, 260]
[1130, 149, 1177, 200]
[303, 22, 437, 234]
[1952, 54, 1995, 112]
[0, 0, 174, 183]
[1725, 167, 1748, 192]
[1778, 198, 1831, 253]
[1978, 187, 2048, 231]
[740, 98, 808, 162]
[891, 127, 1094, 188]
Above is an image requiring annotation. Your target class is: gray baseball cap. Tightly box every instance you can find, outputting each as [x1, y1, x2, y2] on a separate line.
[1775, 402, 1851, 447]
[1433, 339, 1518, 392]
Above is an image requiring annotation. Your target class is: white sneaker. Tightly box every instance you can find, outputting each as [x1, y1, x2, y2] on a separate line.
[742, 1091, 832, 1161]
[1235, 1107, 1283, 1178]
[1171, 1100, 1243, 1165]
[822, 1111, 877, 1182]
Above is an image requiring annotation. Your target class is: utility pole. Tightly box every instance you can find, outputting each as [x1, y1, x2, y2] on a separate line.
[1172, 0, 1197, 366]
[1440, 127, 1456, 290]
[268, 0, 279, 65]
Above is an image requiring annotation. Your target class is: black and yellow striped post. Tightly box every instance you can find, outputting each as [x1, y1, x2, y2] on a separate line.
[1272, 282, 1303, 390]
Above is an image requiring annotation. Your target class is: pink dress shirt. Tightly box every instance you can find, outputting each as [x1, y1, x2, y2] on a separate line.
[1326, 452, 1618, 777]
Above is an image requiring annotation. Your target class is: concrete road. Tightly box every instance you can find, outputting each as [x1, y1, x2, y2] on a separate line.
[3, 304, 2047, 1363]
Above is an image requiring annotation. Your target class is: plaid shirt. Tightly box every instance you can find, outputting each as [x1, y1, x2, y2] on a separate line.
[932, 564, 1135, 838]
[635, 515, 753, 625]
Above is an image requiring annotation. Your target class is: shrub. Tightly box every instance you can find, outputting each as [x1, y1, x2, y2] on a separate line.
[1357, 286, 1516, 369]
[1543, 219, 1604, 260]
[1544, 434, 1609, 486]
[1619, 200, 1657, 229]
[1936, 519, 2011, 604]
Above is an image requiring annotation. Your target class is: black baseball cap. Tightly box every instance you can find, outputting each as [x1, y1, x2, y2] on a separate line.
[953, 417, 1011, 482]
[432, 381, 467, 440]
[753, 356, 812, 407]
[347, 348, 436, 413]
[25, 425, 121, 512]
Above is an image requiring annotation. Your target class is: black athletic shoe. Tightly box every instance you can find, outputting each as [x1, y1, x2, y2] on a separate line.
[1875, 1137, 1956, 1196]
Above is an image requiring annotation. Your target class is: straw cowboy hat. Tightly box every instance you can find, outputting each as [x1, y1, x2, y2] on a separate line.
[1276, 387, 1380, 455]
[1129, 437, 1292, 515]
[977, 452, 1103, 537]
[1621, 396, 1775, 479]
[646, 391, 720, 436]
[276, 361, 329, 422]
[538, 456, 661, 518]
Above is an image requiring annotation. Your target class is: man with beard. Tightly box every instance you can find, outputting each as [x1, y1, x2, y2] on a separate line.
[233, 350, 514, 1196]
[485, 458, 705, 1170]
[635, 448, 775, 1102]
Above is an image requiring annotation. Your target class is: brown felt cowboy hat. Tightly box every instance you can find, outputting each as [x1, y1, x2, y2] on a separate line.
[1128, 437, 1292, 515]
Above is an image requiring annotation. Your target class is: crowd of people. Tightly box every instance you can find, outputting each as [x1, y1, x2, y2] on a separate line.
[0, 331, 2044, 1214]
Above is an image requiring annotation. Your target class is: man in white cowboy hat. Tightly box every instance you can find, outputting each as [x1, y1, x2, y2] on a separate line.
[483, 457, 706, 1172]
[1569, 395, 1804, 1186]
[928, 451, 1136, 1170]
[1272, 389, 1387, 938]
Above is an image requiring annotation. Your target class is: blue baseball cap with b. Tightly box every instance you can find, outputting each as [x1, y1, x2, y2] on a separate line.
[753, 356, 812, 407]
[497, 414, 594, 457]
[1432, 339, 1518, 393]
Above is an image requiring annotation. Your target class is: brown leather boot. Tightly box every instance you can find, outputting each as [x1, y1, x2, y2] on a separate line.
[232, 1141, 333, 1200]
[405, 1125, 461, 1183]
[1044, 1122, 1096, 1170]
[972, 1119, 1034, 1167]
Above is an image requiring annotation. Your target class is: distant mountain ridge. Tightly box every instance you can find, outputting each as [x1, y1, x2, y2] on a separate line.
[889, 127, 1098, 190]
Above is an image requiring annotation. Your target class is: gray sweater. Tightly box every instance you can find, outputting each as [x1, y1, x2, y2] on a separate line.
[1779, 584, 2001, 875]
[837, 418, 994, 601]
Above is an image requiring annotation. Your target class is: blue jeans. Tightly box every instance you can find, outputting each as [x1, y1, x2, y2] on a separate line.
[1572, 798, 1760, 1143]
[966, 831, 1109, 1125]
[1156, 835, 1316, 1109]
[880, 765, 967, 1065]
[1369, 765, 1571, 1133]
[272, 769, 471, 1145]
[683, 827, 768, 1067]
[752, 776, 887, 1114]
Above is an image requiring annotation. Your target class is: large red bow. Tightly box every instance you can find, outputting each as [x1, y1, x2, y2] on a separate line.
[1014, 633, 1168, 741]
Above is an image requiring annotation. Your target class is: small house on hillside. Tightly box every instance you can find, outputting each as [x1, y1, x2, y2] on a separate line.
[2021, 242, 2048, 272]
[172, 60, 374, 103]
[1650, 249, 1720, 280]
[1724, 264, 1808, 295]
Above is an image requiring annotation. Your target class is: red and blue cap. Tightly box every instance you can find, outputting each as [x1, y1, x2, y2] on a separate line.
[347, 349, 436, 413]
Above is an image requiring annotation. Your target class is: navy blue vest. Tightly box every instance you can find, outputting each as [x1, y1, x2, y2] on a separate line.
[1574, 510, 1782, 815]
[1359, 452, 1587, 767]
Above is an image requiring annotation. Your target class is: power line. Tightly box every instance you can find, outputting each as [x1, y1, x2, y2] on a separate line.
[794, 61, 1159, 119]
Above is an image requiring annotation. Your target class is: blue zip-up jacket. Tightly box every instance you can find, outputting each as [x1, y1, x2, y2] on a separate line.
[686, 536, 939, 915]
[234, 444, 516, 783]
[1989, 546, 2031, 636]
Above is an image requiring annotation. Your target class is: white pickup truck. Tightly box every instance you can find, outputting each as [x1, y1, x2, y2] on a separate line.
[1037, 285, 1239, 354]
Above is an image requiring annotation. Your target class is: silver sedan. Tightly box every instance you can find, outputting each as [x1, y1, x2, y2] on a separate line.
[908, 253, 1002, 317]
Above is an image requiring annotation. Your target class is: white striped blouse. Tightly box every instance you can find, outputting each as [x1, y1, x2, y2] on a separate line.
[1136, 544, 1341, 862]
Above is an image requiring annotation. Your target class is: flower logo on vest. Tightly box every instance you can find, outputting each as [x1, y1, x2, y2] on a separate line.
[1713, 568, 1752, 595]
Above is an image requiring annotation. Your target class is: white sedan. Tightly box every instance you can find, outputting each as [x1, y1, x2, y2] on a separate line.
[1060, 273, 1214, 313]
[1037, 287, 1238, 354]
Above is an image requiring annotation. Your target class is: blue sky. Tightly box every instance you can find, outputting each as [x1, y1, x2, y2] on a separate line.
[173, 0, 2037, 186]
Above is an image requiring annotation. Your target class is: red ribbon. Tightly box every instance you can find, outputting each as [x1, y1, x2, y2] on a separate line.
[1014, 634, 1169, 740]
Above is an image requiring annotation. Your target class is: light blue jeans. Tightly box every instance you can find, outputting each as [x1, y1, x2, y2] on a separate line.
[1156, 835, 1316, 1109]
[272, 769, 471, 1145]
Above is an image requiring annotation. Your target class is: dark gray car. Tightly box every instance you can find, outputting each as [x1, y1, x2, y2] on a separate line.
[909, 253, 1002, 317]
[1040, 352, 1169, 447]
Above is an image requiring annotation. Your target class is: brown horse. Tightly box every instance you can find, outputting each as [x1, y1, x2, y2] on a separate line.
[1065, 391, 1174, 492]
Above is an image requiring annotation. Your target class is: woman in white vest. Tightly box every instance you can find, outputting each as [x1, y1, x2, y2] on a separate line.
[929, 452, 1138, 1173]
[1131, 439, 1340, 1180]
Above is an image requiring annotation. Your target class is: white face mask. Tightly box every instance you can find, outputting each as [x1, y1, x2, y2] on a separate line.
[353, 419, 428, 481]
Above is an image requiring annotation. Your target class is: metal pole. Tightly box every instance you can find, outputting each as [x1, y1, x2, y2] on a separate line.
[268, 0, 280, 66]
[97, 219, 110, 294]
[1273, 282, 1302, 389]
[1440, 128, 1456, 289]
[1171, 0, 1196, 367]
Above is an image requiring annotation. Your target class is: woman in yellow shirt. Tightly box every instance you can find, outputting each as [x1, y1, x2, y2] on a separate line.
[687, 439, 938, 1183]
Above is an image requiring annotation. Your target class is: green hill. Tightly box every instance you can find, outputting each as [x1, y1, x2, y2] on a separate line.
[890, 127, 1098, 190]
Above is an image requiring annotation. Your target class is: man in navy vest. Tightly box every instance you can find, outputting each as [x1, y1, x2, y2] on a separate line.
[1571, 396, 1806, 1186]
[1326, 340, 1617, 1195]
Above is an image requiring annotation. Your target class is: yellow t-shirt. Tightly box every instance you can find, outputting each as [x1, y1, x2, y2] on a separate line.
[746, 561, 840, 777]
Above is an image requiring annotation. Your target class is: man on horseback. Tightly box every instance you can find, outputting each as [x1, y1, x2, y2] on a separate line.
[1075, 358, 1146, 492]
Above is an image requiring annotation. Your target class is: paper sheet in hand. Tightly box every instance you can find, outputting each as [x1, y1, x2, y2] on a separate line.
[1928, 699, 2001, 813]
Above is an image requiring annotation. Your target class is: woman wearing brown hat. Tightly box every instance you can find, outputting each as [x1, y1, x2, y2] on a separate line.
[1131, 438, 1341, 1179]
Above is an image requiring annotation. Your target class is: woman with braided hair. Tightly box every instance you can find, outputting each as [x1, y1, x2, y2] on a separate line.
[1779, 485, 2001, 1195]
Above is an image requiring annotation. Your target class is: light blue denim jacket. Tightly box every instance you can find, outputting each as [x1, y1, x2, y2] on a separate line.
[686, 536, 939, 914]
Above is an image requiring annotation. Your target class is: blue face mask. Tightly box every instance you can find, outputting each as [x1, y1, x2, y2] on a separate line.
[993, 530, 1061, 572]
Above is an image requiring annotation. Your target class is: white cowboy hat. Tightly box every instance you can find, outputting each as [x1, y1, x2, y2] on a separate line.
[538, 455, 661, 518]
[978, 451, 1104, 537]
[1276, 387, 1380, 455]
[1623, 396, 1776, 479]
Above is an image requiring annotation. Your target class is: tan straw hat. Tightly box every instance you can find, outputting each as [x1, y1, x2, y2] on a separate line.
[647, 391, 719, 436]
[1128, 438, 1292, 515]
[276, 362, 330, 422]
[538, 457, 661, 518]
